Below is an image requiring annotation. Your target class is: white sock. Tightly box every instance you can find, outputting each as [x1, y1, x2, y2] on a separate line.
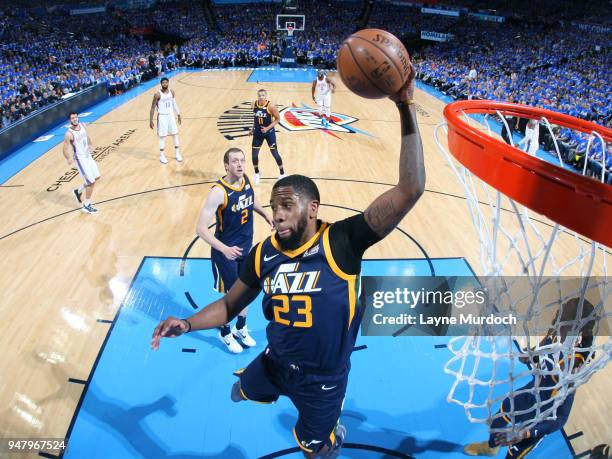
[78, 185, 85, 193]
[84, 199, 91, 206]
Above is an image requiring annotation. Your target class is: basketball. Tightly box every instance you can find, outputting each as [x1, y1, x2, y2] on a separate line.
[337, 29, 411, 99]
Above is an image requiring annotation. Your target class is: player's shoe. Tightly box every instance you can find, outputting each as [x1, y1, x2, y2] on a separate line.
[232, 326, 256, 347]
[325, 424, 347, 458]
[73, 188, 82, 204]
[320, 117, 325, 126]
[253, 173, 260, 184]
[464, 442, 499, 456]
[175, 151, 183, 162]
[82, 203, 98, 214]
[219, 331, 243, 354]
[160, 153, 168, 164]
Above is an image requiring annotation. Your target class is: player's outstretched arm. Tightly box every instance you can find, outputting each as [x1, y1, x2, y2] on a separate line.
[151, 280, 261, 350]
[363, 65, 425, 238]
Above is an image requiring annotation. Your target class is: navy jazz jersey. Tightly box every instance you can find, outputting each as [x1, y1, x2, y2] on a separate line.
[240, 215, 382, 372]
[253, 100, 273, 132]
[491, 335, 591, 444]
[213, 175, 255, 253]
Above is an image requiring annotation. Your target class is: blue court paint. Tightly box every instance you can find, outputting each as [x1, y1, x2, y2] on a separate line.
[247, 67, 318, 84]
[64, 257, 571, 458]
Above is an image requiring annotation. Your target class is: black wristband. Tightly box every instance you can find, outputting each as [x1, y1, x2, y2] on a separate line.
[182, 319, 192, 333]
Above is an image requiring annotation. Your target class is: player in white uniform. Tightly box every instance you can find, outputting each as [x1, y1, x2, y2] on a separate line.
[149, 77, 182, 164]
[517, 119, 540, 156]
[62, 112, 101, 214]
[311, 69, 336, 129]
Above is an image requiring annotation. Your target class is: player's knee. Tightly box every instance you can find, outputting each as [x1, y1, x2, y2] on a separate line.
[230, 380, 245, 403]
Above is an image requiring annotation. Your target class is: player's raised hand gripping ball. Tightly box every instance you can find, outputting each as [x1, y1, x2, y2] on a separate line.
[337, 29, 411, 99]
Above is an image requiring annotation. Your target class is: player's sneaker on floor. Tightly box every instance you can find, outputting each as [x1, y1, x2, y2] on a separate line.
[219, 331, 243, 354]
[232, 326, 256, 347]
[325, 424, 346, 458]
[323, 118, 330, 128]
[253, 173, 260, 184]
[175, 151, 183, 162]
[73, 188, 82, 204]
[320, 117, 325, 126]
[160, 154, 168, 164]
[464, 442, 499, 456]
[82, 203, 98, 214]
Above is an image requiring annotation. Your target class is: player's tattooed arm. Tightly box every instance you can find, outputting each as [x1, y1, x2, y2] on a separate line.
[364, 66, 425, 238]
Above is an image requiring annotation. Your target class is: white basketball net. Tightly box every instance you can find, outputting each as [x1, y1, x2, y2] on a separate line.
[434, 112, 611, 441]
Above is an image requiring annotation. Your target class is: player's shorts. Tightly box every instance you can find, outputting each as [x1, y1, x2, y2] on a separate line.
[211, 248, 244, 293]
[236, 347, 349, 454]
[73, 154, 100, 185]
[252, 129, 277, 149]
[157, 113, 178, 137]
[315, 94, 332, 108]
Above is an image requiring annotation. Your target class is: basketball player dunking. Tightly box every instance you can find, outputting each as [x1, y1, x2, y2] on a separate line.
[152, 66, 424, 458]
[195, 147, 273, 354]
[249, 89, 285, 184]
[149, 77, 182, 164]
[312, 70, 336, 129]
[62, 112, 101, 214]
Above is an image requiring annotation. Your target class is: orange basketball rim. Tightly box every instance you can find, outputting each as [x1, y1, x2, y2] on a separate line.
[443, 100, 612, 247]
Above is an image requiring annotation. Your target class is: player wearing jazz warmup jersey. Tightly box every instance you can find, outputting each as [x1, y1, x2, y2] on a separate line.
[62, 112, 101, 214]
[152, 64, 424, 458]
[311, 70, 336, 129]
[249, 89, 285, 184]
[195, 148, 273, 354]
[149, 77, 182, 164]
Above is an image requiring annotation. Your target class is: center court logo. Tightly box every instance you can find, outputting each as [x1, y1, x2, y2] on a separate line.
[278, 104, 372, 138]
[217, 102, 373, 140]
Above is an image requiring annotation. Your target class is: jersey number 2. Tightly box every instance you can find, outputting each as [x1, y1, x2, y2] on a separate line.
[241, 209, 249, 224]
[272, 295, 312, 328]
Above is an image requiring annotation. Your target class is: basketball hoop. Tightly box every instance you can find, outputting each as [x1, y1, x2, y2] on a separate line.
[435, 100, 611, 441]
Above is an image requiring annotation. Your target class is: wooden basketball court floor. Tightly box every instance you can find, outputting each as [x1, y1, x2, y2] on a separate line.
[0, 69, 609, 458]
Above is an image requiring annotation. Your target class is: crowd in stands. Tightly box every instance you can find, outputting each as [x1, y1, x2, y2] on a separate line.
[1, 1, 610, 181]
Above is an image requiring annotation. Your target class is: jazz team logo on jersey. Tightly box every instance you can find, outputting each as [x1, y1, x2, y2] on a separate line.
[218, 102, 373, 140]
[231, 194, 253, 212]
[263, 262, 321, 295]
